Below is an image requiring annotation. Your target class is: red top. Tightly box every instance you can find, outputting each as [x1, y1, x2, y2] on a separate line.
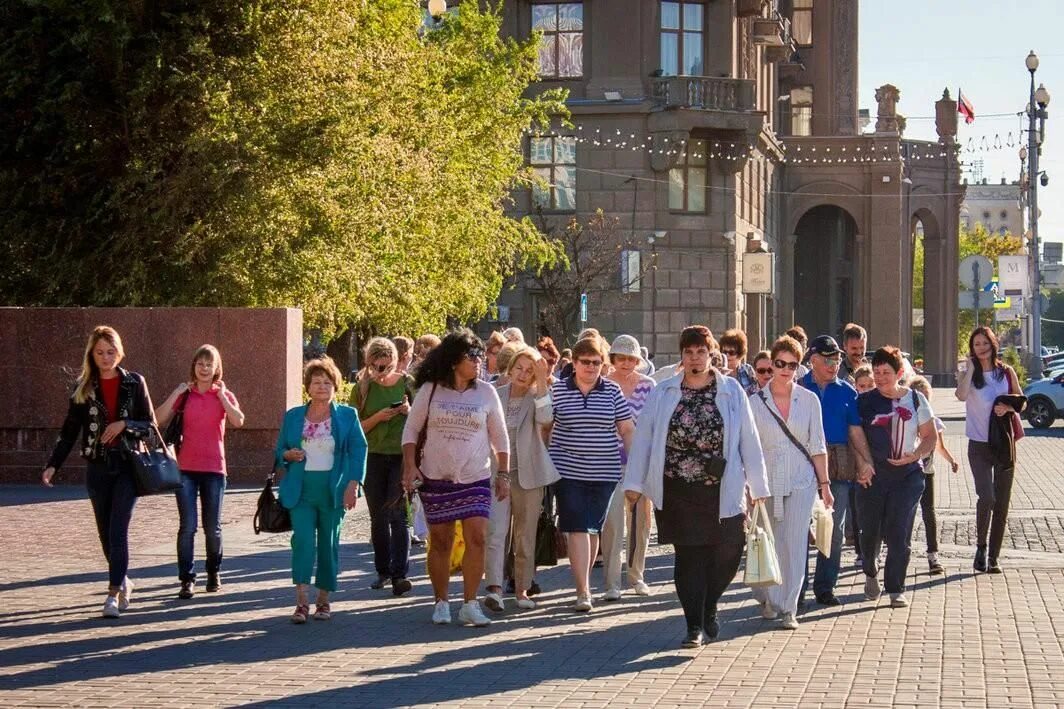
[99, 376, 121, 447]
[177, 386, 240, 475]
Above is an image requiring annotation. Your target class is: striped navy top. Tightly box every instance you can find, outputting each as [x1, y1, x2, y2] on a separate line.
[549, 375, 633, 482]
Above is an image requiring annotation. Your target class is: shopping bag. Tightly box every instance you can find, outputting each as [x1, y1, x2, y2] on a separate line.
[744, 500, 782, 588]
[425, 520, 465, 574]
[811, 497, 833, 558]
[411, 494, 429, 539]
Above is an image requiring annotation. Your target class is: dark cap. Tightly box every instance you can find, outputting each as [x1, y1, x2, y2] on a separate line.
[809, 335, 841, 356]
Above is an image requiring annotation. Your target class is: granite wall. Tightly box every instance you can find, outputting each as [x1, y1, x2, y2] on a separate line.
[0, 307, 303, 484]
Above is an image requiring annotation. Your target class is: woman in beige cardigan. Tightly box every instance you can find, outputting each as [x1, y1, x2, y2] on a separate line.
[484, 346, 558, 611]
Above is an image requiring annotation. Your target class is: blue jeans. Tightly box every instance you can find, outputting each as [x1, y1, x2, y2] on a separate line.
[87, 451, 139, 589]
[176, 472, 226, 582]
[813, 480, 855, 596]
[856, 469, 925, 594]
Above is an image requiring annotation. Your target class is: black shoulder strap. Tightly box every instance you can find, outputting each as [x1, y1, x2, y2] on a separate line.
[757, 390, 816, 470]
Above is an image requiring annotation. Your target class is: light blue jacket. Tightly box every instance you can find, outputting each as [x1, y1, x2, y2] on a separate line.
[274, 402, 368, 510]
[622, 369, 771, 519]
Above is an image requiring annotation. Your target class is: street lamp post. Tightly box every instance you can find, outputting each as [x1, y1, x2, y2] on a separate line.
[1025, 50, 1051, 378]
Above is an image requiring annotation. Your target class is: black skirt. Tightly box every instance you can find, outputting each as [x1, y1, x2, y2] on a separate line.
[655, 474, 745, 547]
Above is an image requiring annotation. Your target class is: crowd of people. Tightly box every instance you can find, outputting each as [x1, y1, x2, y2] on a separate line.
[41, 318, 1027, 647]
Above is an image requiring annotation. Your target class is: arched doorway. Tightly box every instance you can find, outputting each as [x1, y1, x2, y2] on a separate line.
[793, 205, 858, 339]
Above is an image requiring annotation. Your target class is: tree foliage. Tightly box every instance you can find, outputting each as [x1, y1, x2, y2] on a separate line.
[0, 0, 566, 335]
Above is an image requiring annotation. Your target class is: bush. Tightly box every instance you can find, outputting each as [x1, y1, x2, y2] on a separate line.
[1002, 347, 1028, 386]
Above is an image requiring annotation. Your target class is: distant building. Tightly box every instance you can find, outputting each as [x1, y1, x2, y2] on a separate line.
[961, 179, 1023, 238]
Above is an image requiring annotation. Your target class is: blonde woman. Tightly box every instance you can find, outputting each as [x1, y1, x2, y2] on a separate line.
[156, 345, 244, 599]
[484, 345, 556, 611]
[42, 326, 157, 618]
[349, 337, 415, 595]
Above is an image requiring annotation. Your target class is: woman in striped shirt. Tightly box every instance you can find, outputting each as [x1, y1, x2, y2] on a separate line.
[549, 336, 635, 612]
[601, 335, 657, 600]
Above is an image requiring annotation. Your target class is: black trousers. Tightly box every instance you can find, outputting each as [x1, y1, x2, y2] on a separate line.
[673, 519, 745, 631]
[920, 473, 938, 554]
[968, 441, 1015, 559]
[363, 453, 410, 580]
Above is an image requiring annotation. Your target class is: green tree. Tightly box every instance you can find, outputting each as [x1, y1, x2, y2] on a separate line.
[912, 224, 1025, 361]
[0, 0, 565, 336]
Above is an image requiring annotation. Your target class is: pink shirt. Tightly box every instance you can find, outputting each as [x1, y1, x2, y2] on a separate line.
[176, 386, 239, 475]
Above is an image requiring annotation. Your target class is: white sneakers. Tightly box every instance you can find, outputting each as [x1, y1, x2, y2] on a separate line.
[102, 596, 120, 618]
[457, 601, 491, 627]
[602, 588, 622, 602]
[433, 600, 492, 627]
[780, 612, 799, 630]
[118, 577, 134, 611]
[760, 601, 778, 620]
[432, 600, 451, 625]
[515, 598, 536, 610]
[573, 595, 593, 612]
[889, 593, 909, 608]
[632, 581, 651, 596]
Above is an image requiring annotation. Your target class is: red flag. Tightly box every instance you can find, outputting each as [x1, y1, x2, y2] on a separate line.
[958, 89, 975, 124]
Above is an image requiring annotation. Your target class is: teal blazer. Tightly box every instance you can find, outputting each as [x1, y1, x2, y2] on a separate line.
[274, 402, 368, 510]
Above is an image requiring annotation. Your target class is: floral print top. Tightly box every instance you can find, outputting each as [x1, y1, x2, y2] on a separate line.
[302, 416, 335, 471]
[664, 378, 725, 484]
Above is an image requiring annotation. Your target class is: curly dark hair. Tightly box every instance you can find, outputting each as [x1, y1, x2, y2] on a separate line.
[414, 328, 485, 389]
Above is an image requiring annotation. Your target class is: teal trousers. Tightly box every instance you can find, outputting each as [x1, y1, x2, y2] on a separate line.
[290, 471, 345, 592]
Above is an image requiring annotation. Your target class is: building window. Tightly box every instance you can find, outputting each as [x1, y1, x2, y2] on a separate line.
[792, 0, 812, 46]
[531, 135, 576, 211]
[660, 2, 704, 76]
[982, 210, 991, 220]
[790, 86, 813, 136]
[532, 3, 583, 78]
[669, 139, 707, 212]
[1000, 210, 1008, 219]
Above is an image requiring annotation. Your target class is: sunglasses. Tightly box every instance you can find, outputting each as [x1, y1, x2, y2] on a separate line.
[773, 359, 800, 371]
[576, 358, 603, 367]
[755, 367, 773, 376]
[820, 357, 841, 366]
[464, 349, 485, 362]
[373, 363, 393, 373]
[721, 349, 738, 357]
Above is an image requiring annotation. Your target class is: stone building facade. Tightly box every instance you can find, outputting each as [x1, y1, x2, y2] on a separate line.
[488, 0, 963, 380]
[961, 179, 1024, 238]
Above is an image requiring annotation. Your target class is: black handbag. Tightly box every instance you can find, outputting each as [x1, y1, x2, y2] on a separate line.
[534, 486, 565, 566]
[163, 391, 189, 453]
[253, 473, 292, 534]
[123, 423, 183, 496]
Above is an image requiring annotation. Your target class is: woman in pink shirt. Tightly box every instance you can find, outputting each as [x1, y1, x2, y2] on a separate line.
[157, 345, 245, 598]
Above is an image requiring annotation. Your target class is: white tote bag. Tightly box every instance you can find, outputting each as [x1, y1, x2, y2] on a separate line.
[744, 500, 782, 588]
[811, 498, 833, 558]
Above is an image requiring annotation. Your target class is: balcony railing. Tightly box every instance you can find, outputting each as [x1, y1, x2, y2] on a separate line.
[651, 76, 756, 112]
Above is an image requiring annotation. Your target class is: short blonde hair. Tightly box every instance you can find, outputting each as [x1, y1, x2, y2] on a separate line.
[505, 345, 540, 376]
[496, 341, 525, 374]
[909, 375, 932, 399]
[189, 344, 223, 384]
[303, 357, 343, 393]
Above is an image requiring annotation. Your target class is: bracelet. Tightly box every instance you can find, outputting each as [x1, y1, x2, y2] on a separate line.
[818, 481, 830, 487]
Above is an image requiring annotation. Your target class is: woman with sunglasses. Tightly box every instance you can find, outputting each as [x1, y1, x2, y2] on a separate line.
[720, 329, 759, 396]
[402, 329, 509, 627]
[751, 351, 774, 390]
[749, 336, 833, 630]
[549, 336, 635, 612]
[350, 337, 415, 596]
[624, 326, 770, 647]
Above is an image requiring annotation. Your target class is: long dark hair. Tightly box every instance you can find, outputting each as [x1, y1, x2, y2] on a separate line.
[968, 326, 1004, 389]
[414, 328, 484, 389]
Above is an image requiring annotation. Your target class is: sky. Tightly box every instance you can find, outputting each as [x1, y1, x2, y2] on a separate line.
[859, 0, 1063, 250]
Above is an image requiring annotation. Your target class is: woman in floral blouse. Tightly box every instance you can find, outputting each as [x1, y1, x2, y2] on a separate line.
[624, 326, 770, 649]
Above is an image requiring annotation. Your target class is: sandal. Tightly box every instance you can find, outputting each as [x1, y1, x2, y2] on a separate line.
[313, 602, 332, 621]
[290, 604, 310, 624]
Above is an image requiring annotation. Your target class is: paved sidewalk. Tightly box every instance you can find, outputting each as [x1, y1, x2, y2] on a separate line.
[1, 425, 1063, 708]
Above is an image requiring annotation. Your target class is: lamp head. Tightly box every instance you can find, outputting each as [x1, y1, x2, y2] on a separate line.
[428, 0, 447, 19]
[1036, 83, 1051, 108]
[1026, 50, 1039, 73]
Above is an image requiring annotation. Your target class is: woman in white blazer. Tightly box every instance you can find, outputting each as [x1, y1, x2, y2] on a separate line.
[624, 326, 771, 648]
[749, 336, 833, 630]
[484, 346, 559, 611]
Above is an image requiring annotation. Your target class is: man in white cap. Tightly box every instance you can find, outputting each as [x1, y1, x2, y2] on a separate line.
[600, 335, 657, 599]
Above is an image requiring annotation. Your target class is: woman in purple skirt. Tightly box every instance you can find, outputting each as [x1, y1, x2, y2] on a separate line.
[402, 329, 510, 628]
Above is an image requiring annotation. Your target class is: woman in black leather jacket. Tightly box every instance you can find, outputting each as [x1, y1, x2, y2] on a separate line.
[42, 326, 156, 619]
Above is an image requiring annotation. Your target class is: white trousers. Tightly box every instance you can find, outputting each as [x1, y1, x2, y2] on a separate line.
[754, 484, 817, 616]
[600, 482, 653, 592]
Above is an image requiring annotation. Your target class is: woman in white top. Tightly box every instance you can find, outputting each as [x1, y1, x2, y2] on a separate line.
[402, 329, 509, 628]
[749, 336, 833, 630]
[954, 326, 1024, 573]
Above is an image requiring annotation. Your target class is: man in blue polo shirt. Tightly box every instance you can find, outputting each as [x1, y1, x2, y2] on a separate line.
[801, 335, 861, 606]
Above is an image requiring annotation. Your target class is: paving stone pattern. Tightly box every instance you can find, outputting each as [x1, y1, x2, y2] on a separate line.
[1, 400, 1063, 707]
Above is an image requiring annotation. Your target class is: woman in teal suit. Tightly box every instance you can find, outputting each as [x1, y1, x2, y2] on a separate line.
[275, 357, 368, 623]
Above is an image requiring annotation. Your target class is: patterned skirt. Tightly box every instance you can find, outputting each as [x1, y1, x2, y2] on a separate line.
[418, 477, 492, 525]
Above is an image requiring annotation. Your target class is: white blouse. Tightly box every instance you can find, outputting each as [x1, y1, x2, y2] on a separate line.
[750, 385, 827, 512]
